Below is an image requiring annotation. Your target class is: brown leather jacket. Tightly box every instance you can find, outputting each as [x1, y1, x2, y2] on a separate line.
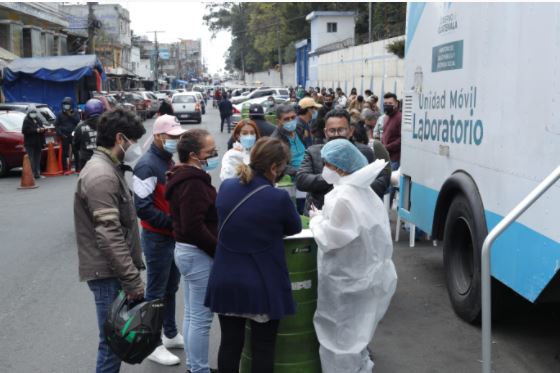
[74, 148, 145, 293]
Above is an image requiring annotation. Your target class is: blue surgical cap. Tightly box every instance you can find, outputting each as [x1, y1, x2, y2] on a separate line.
[320, 139, 368, 173]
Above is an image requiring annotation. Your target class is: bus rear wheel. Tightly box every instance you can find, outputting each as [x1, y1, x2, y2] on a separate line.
[443, 194, 484, 323]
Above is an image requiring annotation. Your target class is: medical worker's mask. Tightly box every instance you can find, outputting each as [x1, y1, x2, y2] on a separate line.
[322, 167, 341, 185]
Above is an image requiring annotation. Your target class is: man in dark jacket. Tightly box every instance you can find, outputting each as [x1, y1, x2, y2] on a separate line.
[295, 109, 392, 215]
[382, 92, 402, 204]
[132, 115, 185, 366]
[74, 108, 146, 373]
[218, 94, 233, 133]
[312, 93, 335, 145]
[248, 103, 275, 137]
[55, 96, 80, 172]
[73, 98, 105, 171]
[21, 105, 46, 178]
[271, 104, 307, 178]
[296, 97, 321, 147]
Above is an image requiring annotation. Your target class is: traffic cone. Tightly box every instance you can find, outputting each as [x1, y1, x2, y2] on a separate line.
[18, 154, 38, 190]
[43, 142, 62, 176]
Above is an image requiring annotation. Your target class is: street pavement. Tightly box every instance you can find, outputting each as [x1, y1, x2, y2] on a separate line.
[0, 103, 559, 373]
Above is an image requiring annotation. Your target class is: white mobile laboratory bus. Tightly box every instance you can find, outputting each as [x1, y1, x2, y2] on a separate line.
[399, 3, 560, 323]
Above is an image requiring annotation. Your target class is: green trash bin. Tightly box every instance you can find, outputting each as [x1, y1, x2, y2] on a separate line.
[240, 229, 321, 373]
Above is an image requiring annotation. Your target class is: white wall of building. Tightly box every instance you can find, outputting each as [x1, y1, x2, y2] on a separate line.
[309, 15, 355, 52]
[136, 59, 152, 80]
[309, 36, 405, 97]
[245, 63, 296, 87]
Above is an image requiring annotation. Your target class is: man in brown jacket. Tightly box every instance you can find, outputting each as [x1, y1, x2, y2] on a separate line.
[74, 108, 146, 373]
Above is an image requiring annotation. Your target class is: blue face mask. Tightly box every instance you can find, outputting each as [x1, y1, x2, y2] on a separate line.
[283, 119, 297, 132]
[239, 134, 256, 149]
[202, 156, 219, 171]
[312, 110, 318, 121]
[163, 139, 177, 154]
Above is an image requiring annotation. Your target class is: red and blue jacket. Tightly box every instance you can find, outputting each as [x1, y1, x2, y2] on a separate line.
[133, 143, 174, 236]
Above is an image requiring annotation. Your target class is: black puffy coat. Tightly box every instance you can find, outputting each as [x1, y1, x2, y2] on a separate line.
[21, 115, 45, 148]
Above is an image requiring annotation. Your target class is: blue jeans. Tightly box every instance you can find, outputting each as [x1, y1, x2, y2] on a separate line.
[87, 278, 122, 373]
[174, 242, 214, 373]
[141, 229, 180, 339]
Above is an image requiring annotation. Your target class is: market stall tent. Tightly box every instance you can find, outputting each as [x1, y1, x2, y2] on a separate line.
[2, 54, 105, 113]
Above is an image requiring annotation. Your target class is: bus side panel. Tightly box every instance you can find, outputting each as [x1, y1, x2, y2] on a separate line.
[398, 179, 439, 236]
[487, 212, 560, 302]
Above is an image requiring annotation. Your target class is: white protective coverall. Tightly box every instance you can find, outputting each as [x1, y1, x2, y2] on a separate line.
[310, 160, 397, 373]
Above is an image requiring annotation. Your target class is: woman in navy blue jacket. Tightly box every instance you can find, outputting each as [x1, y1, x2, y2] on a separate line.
[205, 137, 302, 373]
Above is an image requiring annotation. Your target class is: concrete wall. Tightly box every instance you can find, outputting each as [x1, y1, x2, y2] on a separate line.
[245, 63, 297, 87]
[310, 15, 355, 52]
[309, 36, 405, 97]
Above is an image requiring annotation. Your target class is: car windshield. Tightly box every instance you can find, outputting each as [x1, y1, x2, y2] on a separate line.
[0, 112, 25, 131]
[173, 95, 195, 103]
[38, 107, 56, 121]
[279, 89, 289, 96]
[147, 93, 157, 100]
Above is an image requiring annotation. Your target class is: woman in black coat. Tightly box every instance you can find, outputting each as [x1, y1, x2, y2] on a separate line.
[21, 105, 46, 178]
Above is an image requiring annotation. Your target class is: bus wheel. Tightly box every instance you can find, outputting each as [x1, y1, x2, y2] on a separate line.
[443, 194, 484, 323]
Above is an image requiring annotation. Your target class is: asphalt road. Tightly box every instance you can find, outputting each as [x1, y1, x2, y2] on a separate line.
[0, 102, 559, 373]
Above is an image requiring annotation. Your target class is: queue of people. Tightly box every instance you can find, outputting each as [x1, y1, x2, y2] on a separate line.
[73, 86, 401, 373]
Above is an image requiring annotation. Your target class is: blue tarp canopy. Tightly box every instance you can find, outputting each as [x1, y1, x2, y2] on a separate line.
[3, 54, 105, 82]
[2, 55, 105, 114]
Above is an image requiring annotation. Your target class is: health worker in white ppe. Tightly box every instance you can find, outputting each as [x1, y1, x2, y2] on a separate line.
[220, 119, 261, 181]
[309, 138, 397, 373]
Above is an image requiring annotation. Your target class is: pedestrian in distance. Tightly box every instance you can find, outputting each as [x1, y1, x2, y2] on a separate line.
[165, 129, 219, 373]
[295, 109, 391, 215]
[220, 119, 261, 181]
[55, 96, 80, 172]
[133, 114, 187, 366]
[309, 138, 397, 373]
[157, 99, 174, 116]
[205, 137, 302, 373]
[21, 104, 46, 179]
[218, 94, 233, 133]
[73, 98, 105, 171]
[74, 108, 147, 373]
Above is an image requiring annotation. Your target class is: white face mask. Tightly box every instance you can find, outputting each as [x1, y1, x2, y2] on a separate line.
[322, 166, 341, 185]
[119, 135, 142, 164]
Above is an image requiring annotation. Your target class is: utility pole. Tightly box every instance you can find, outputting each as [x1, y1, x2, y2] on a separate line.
[86, 2, 98, 54]
[147, 30, 164, 89]
[276, 24, 283, 87]
[368, 2, 372, 43]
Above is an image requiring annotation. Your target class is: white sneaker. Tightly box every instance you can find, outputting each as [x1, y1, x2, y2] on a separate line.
[146, 345, 180, 366]
[162, 333, 184, 349]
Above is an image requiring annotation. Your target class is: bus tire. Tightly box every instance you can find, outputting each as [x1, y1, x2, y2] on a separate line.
[443, 194, 485, 323]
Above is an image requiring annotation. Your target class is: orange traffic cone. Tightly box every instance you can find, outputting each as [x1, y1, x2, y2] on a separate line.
[18, 154, 39, 189]
[43, 142, 62, 176]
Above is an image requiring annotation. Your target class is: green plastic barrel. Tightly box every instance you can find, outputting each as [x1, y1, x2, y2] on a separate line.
[240, 229, 321, 373]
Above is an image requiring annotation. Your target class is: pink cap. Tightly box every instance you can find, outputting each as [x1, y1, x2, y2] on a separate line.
[153, 114, 187, 136]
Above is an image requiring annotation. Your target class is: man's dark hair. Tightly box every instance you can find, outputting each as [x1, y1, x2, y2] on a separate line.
[297, 105, 310, 116]
[364, 89, 373, 96]
[384, 92, 398, 101]
[276, 103, 296, 119]
[177, 128, 210, 163]
[96, 108, 145, 148]
[324, 108, 351, 127]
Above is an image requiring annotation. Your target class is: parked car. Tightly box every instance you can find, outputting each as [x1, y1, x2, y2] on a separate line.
[230, 87, 289, 104]
[0, 110, 58, 177]
[122, 92, 148, 120]
[154, 92, 168, 101]
[137, 91, 159, 118]
[187, 91, 206, 115]
[231, 96, 290, 126]
[171, 93, 201, 124]
[0, 103, 56, 126]
[103, 94, 136, 113]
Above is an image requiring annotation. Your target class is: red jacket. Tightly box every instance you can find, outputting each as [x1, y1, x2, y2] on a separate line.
[165, 165, 218, 257]
[382, 110, 402, 162]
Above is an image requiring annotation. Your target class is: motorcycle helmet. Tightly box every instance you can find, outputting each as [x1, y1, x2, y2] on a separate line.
[103, 291, 165, 364]
[84, 98, 105, 118]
